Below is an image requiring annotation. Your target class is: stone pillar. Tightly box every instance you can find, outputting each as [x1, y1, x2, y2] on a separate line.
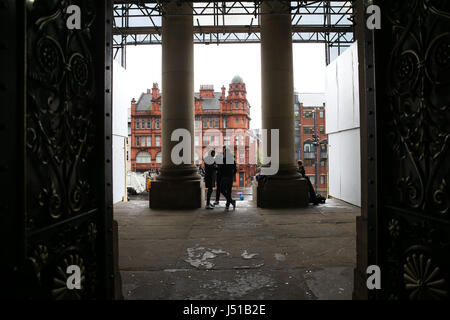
[150, 2, 202, 209]
[257, 1, 308, 208]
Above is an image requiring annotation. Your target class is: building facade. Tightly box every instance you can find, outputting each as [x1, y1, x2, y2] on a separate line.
[126, 106, 131, 173]
[295, 93, 328, 196]
[130, 76, 257, 188]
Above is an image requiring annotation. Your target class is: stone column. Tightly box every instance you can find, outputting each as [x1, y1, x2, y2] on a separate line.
[150, 2, 202, 209]
[257, 1, 308, 208]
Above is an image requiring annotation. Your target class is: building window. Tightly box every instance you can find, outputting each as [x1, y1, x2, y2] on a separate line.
[303, 110, 314, 118]
[136, 136, 140, 146]
[236, 118, 239, 124]
[136, 151, 151, 164]
[203, 119, 208, 128]
[136, 120, 139, 129]
[147, 119, 151, 129]
[320, 127, 325, 134]
[239, 149, 245, 163]
[241, 118, 244, 125]
[141, 119, 145, 128]
[214, 118, 219, 128]
[156, 136, 160, 146]
[304, 159, 315, 167]
[320, 175, 326, 185]
[147, 136, 151, 147]
[320, 144, 327, 152]
[321, 160, 326, 167]
[235, 102, 238, 109]
[224, 136, 230, 145]
[319, 111, 324, 118]
[304, 143, 315, 153]
[303, 127, 314, 134]
[195, 120, 200, 129]
[155, 119, 160, 129]
[195, 135, 199, 146]
[156, 152, 162, 163]
[224, 118, 228, 128]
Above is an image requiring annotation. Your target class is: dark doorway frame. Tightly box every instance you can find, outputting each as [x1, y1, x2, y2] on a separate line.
[10, 0, 448, 300]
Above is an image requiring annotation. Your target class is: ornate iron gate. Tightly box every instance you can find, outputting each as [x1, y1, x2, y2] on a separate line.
[1, 0, 115, 299]
[374, 0, 450, 299]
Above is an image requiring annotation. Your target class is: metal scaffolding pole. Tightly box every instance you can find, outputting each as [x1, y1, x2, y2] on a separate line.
[112, 1, 354, 66]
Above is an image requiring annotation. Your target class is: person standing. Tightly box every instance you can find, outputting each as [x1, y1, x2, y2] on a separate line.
[213, 150, 222, 205]
[204, 150, 217, 209]
[218, 147, 237, 211]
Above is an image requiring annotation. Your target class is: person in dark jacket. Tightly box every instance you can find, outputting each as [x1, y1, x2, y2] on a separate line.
[213, 151, 222, 205]
[217, 147, 237, 211]
[297, 160, 318, 205]
[204, 150, 217, 209]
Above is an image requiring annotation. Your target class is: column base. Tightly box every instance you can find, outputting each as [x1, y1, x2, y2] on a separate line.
[257, 178, 309, 208]
[150, 180, 202, 209]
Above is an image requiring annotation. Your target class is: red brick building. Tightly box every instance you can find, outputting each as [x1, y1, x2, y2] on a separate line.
[295, 93, 328, 196]
[130, 76, 257, 187]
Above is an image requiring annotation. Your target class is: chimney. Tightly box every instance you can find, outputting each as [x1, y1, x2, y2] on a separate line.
[221, 86, 226, 99]
[131, 98, 136, 113]
[200, 84, 214, 98]
[152, 83, 160, 99]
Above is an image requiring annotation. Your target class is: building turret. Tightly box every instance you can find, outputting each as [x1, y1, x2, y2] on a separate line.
[228, 75, 247, 100]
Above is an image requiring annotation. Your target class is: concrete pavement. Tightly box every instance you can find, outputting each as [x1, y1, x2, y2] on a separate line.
[114, 198, 359, 300]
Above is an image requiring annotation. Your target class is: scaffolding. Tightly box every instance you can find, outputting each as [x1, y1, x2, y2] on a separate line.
[113, 1, 354, 67]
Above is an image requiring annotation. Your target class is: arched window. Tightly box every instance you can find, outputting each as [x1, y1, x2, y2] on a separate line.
[156, 152, 162, 163]
[304, 143, 315, 153]
[136, 151, 151, 164]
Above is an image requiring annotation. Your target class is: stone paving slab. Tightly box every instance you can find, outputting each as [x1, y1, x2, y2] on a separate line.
[114, 198, 359, 300]
[121, 267, 354, 300]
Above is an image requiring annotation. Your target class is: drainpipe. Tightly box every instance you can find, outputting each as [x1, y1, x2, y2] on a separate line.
[124, 136, 128, 202]
[314, 109, 319, 192]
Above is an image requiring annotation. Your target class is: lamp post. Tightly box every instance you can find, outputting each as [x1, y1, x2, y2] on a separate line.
[312, 109, 319, 192]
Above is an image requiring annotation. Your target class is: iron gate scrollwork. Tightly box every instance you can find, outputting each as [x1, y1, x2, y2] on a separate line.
[24, 0, 113, 299]
[377, 0, 450, 300]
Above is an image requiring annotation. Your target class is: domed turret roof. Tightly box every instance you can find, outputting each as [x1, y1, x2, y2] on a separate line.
[231, 75, 243, 83]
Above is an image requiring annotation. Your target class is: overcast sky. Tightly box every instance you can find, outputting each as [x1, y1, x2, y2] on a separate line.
[116, 43, 326, 129]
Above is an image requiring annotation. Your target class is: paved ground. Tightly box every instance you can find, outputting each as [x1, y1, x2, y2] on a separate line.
[114, 198, 359, 300]
[128, 187, 254, 201]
